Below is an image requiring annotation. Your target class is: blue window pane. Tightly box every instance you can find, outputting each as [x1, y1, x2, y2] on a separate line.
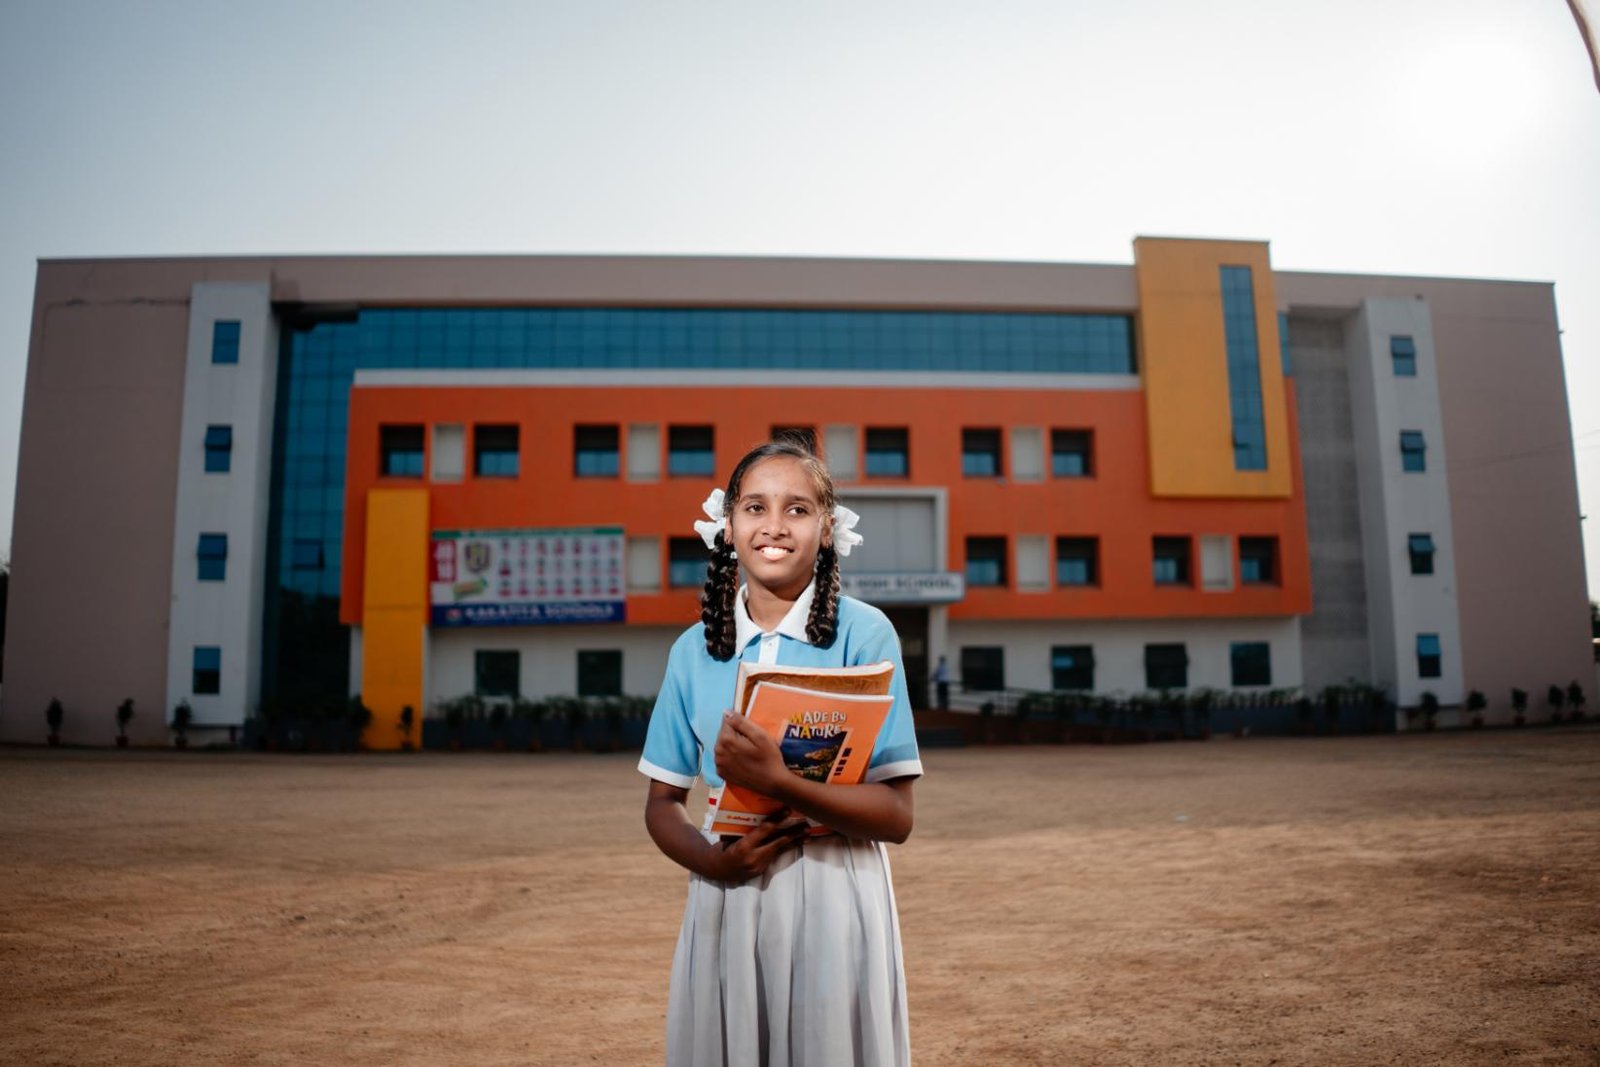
[668, 560, 705, 588]
[1057, 559, 1090, 585]
[1391, 336, 1417, 377]
[211, 320, 241, 365]
[864, 451, 908, 477]
[1417, 633, 1442, 678]
[291, 539, 324, 570]
[193, 645, 221, 695]
[204, 424, 233, 472]
[1219, 267, 1267, 471]
[1417, 633, 1442, 656]
[1400, 431, 1427, 472]
[194, 646, 221, 670]
[966, 559, 1003, 586]
[197, 533, 227, 581]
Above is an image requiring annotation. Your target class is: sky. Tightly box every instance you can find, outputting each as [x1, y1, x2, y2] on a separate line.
[1, 0, 1598, 586]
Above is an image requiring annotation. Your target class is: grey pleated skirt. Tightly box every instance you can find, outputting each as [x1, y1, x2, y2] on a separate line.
[665, 832, 911, 1067]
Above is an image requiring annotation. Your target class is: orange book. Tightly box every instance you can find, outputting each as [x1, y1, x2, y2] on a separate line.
[709, 661, 895, 836]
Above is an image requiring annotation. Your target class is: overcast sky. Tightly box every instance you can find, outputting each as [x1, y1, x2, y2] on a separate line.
[2, 0, 1597, 587]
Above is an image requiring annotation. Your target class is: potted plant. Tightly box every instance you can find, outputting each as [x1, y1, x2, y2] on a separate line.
[1466, 690, 1487, 729]
[489, 702, 510, 751]
[1418, 691, 1439, 731]
[1294, 695, 1315, 736]
[1511, 687, 1528, 727]
[1546, 684, 1565, 724]
[116, 698, 135, 747]
[443, 699, 466, 751]
[513, 697, 544, 752]
[1566, 681, 1586, 722]
[172, 699, 193, 749]
[46, 697, 64, 746]
[398, 704, 415, 751]
[1321, 685, 1342, 735]
[346, 694, 373, 751]
[1189, 688, 1215, 741]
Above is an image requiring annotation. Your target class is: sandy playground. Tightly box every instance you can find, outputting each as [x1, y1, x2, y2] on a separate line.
[2, 727, 1598, 1066]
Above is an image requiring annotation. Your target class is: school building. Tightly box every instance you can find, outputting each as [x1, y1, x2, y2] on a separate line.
[3, 239, 1590, 747]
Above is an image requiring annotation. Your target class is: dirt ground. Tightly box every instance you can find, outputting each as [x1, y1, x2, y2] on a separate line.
[2, 728, 1597, 1066]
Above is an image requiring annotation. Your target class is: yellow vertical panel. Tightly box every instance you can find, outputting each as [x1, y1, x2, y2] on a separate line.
[1134, 237, 1292, 498]
[360, 488, 429, 750]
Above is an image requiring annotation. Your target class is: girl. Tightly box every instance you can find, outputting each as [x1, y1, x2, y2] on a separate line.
[639, 437, 923, 1067]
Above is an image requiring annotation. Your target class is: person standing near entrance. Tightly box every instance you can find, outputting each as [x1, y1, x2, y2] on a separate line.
[932, 654, 950, 711]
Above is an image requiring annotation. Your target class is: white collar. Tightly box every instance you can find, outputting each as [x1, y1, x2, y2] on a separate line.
[735, 580, 816, 651]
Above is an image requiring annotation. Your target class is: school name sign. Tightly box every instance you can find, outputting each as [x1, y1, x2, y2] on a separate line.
[429, 526, 625, 626]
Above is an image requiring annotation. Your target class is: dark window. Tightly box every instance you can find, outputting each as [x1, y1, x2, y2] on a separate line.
[197, 532, 227, 581]
[474, 650, 520, 699]
[668, 425, 716, 477]
[961, 428, 1002, 477]
[1051, 429, 1093, 477]
[669, 536, 710, 588]
[1153, 536, 1192, 586]
[864, 427, 909, 478]
[1230, 642, 1271, 686]
[204, 425, 232, 473]
[1391, 335, 1417, 377]
[1400, 431, 1427, 473]
[1408, 533, 1436, 575]
[1051, 645, 1095, 690]
[1417, 634, 1442, 679]
[960, 646, 1005, 691]
[1239, 537, 1278, 584]
[193, 646, 221, 695]
[965, 536, 1008, 588]
[1219, 266, 1267, 471]
[574, 424, 620, 478]
[475, 424, 520, 477]
[771, 425, 818, 454]
[1144, 643, 1188, 690]
[1056, 537, 1098, 586]
[290, 539, 324, 571]
[211, 320, 240, 365]
[380, 425, 425, 477]
[577, 650, 623, 698]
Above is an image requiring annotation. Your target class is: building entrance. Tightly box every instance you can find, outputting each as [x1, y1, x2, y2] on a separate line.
[882, 607, 929, 709]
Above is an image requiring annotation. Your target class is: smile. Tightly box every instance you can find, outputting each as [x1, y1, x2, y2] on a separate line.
[756, 546, 792, 560]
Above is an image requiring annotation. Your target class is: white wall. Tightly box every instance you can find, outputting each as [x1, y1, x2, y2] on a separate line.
[164, 283, 278, 725]
[427, 624, 681, 707]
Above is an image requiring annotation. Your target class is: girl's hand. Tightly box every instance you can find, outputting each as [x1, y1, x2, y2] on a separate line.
[710, 809, 809, 882]
[714, 712, 787, 795]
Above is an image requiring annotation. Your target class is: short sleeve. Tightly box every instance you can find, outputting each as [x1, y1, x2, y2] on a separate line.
[638, 638, 700, 789]
[851, 614, 924, 783]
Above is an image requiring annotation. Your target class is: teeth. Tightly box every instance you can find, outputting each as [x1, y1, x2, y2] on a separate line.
[758, 546, 790, 560]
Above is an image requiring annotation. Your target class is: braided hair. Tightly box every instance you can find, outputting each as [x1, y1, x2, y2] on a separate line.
[701, 436, 842, 661]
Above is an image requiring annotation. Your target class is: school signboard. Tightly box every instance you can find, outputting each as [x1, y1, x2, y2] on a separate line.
[428, 526, 626, 626]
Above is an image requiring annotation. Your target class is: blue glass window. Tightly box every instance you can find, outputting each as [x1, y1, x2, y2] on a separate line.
[962, 429, 1001, 477]
[575, 425, 620, 477]
[1153, 536, 1191, 586]
[1391, 336, 1417, 377]
[965, 537, 1007, 588]
[1231, 642, 1271, 687]
[1056, 537, 1098, 586]
[865, 427, 909, 478]
[291, 539, 324, 571]
[1400, 431, 1427, 472]
[1278, 312, 1292, 376]
[475, 424, 520, 477]
[668, 426, 715, 477]
[1408, 533, 1435, 575]
[211, 320, 241, 365]
[1417, 633, 1442, 678]
[380, 425, 425, 477]
[1239, 537, 1277, 584]
[1219, 267, 1267, 471]
[204, 425, 233, 473]
[1051, 645, 1094, 690]
[1144, 643, 1188, 690]
[193, 646, 221, 695]
[669, 537, 709, 588]
[1051, 429, 1092, 477]
[197, 533, 227, 581]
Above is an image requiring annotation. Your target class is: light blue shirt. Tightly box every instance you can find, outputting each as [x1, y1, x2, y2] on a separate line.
[638, 588, 924, 790]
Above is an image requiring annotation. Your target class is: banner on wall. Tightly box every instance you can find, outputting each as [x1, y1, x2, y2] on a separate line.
[428, 526, 626, 627]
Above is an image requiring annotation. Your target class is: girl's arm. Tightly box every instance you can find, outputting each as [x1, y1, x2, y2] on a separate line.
[714, 713, 915, 843]
[644, 779, 809, 881]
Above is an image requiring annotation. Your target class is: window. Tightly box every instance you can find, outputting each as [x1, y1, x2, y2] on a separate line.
[204, 425, 232, 473]
[1144, 643, 1188, 690]
[574, 425, 620, 477]
[965, 537, 1008, 588]
[1408, 533, 1436, 575]
[1417, 634, 1442, 679]
[1239, 537, 1278, 584]
[960, 646, 1005, 692]
[474, 650, 520, 699]
[1231, 642, 1271, 686]
[669, 536, 710, 588]
[1153, 536, 1192, 586]
[1400, 431, 1427, 472]
[962, 429, 1002, 477]
[380, 425, 425, 477]
[431, 424, 465, 481]
[864, 427, 909, 478]
[291, 539, 324, 571]
[1056, 537, 1098, 586]
[193, 646, 221, 695]
[1391, 335, 1417, 377]
[1051, 645, 1095, 690]
[1051, 429, 1093, 477]
[668, 425, 715, 477]
[771, 425, 818, 454]
[475, 424, 520, 477]
[197, 533, 227, 581]
[1219, 266, 1267, 471]
[211, 320, 240, 365]
[577, 650, 623, 698]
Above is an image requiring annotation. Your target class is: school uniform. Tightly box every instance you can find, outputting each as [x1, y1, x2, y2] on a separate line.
[639, 582, 923, 1067]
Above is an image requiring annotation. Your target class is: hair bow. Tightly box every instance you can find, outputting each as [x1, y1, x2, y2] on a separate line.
[832, 504, 863, 557]
[693, 488, 727, 549]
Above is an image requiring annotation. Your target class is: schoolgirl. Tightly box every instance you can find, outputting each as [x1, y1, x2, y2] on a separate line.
[639, 437, 922, 1067]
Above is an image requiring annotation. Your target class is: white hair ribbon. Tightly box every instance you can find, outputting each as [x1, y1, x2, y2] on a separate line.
[693, 488, 726, 550]
[832, 504, 863, 557]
